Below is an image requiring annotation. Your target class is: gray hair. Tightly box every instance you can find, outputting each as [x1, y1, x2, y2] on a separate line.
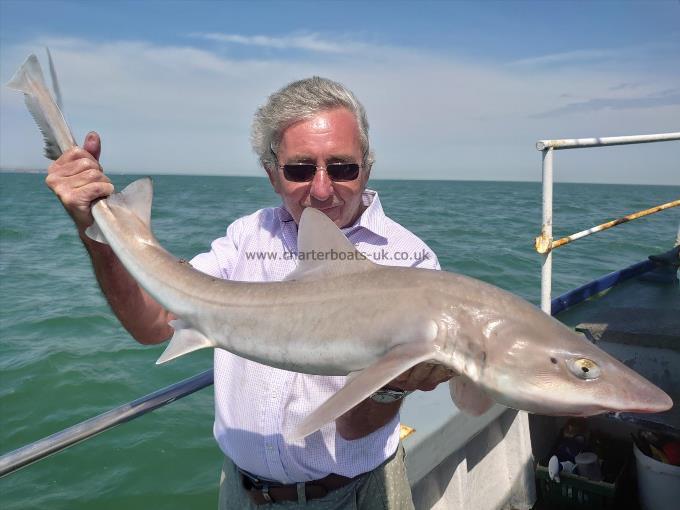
[251, 76, 374, 172]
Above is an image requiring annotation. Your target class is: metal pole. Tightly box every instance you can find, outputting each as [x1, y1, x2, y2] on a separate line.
[0, 369, 214, 478]
[544, 199, 680, 253]
[535, 199, 680, 254]
[540, 148, 554, 314]
[536, 132, 680, 151]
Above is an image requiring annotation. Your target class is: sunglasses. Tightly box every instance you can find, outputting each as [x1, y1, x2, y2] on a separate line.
[281, 162, 361, 182]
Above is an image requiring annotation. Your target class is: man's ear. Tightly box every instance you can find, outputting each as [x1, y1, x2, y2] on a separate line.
[265, 166, 281, 194]
[362, 163, 372, 183]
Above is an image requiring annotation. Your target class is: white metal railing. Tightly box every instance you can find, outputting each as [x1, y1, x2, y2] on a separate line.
[535, 132, 680, 313]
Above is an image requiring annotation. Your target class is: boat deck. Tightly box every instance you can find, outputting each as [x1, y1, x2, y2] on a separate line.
[558, 263, 679, 434]
[531, 259, 679, 510]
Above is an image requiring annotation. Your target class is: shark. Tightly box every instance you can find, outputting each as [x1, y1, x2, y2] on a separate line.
[8, 53, 673, 441]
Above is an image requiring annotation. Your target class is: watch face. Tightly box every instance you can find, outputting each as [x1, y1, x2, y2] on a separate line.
[370, 389, 409, 403]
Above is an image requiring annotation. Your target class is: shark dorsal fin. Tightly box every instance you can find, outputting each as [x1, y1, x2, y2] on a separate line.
[284, 207, 377, 281]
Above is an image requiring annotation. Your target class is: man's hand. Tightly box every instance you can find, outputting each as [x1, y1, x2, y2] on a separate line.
[45, 131, 113, 234]
[336, 362, 456, 440]
[44, 130, 172, 344]
[387, 362, 456, 392]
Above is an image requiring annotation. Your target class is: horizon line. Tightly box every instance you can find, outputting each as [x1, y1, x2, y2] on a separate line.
[1, 168, 678, 187]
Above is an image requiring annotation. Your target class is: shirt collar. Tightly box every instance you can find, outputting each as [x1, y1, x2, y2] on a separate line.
[274, 189, 388, 240]
[276, 206, 294, 224]
[344, 189, 388, 240]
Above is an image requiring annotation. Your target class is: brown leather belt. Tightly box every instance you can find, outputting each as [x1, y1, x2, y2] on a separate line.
[239, 468, 355, 505]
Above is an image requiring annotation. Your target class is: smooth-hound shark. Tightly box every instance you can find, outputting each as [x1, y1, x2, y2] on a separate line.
[8, 54, 672, 441]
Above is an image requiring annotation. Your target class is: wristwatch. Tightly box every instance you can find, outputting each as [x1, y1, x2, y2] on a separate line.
[370, 387, 412, 404]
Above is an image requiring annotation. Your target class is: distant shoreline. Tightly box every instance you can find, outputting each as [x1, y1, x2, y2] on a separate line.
[0, 167, 46, 174]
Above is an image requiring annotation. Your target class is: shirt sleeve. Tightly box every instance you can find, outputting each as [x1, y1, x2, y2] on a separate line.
[190, 220, 242, 279]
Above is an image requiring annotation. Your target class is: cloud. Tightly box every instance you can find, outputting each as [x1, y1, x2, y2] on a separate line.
[609, 82, 643, 91]
[530, 90, 680, 118]
[1, 33, 678, 184]
[192, 32, 365, 54]
[510, 49, 618, 67]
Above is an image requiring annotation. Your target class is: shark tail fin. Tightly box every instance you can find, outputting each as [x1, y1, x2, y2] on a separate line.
[288, 342, 436, 441]
[45, 47, 63, 111]
[6, 54, 75, 159]
[156, 319, 218, 365]
[86, 178, 154, 244]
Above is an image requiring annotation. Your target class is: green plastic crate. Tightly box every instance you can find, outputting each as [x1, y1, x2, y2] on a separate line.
[536, 465, 620, 509]
[535, 439, 629, 510]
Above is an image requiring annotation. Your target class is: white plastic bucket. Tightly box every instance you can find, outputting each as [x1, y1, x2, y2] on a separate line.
[633, 443, 680, 510]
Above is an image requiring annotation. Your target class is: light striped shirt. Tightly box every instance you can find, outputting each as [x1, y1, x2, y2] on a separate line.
[190, 189, 439, 483]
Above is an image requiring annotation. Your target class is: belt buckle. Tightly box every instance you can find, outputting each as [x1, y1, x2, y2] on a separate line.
[260, 484, 273, 503]
[239, 468, 276, 503]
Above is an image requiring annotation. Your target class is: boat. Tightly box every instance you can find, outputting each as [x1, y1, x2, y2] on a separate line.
[404, 244, 679, 509]
[404, 132, 680, 509]
[1, 133, 678, 510]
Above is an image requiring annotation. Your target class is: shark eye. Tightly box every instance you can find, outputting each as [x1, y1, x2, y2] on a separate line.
[568, 358, 601, 380]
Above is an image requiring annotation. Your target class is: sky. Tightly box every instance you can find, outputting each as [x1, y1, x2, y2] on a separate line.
[0, 0, 678, 184]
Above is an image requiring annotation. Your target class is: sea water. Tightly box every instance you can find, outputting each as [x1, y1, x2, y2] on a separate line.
[1, 173, 678, 509]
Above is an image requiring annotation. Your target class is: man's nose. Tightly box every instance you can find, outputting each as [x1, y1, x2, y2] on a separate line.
[309, 168, 333, 201]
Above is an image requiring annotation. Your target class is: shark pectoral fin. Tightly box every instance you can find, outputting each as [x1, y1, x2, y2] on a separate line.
[156, 319, 217, 365]
[85, 221, 107, 244]
[288, 342, 436, 441]
[448, 376, 495, 416]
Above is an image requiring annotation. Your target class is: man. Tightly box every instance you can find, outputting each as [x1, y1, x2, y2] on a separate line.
[46, 77, 454, 508]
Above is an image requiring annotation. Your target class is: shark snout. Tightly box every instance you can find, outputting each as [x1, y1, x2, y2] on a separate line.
[597, 359, 674, 415]
[619, 379, 673, 414]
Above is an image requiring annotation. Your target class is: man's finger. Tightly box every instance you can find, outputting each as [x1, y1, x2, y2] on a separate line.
[408, 363, 436, 384]
[389, 363, 456, 392]
[68, 169, 112, 190]
[82, 131, 101, 162]
[48, 156, 102, 179]
[431, 365, 456, 381]
[76, 181, 114, 202]
[49, 146, 96, 168]
[391, 363, 436, 391]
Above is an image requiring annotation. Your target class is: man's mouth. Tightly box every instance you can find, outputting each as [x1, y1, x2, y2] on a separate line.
[303, 201, 344, 212]
[317, 204, 341, 212]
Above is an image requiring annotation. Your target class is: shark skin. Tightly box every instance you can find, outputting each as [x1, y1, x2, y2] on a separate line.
[7, 53, 673, 442]
[82, 184, 676, 440]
